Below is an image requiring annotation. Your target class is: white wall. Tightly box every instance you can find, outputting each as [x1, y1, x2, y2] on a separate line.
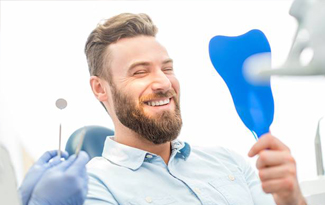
[1, 0, 325, 184]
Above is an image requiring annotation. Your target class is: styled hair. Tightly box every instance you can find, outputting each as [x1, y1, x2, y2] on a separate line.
[85, 13, 158, 84]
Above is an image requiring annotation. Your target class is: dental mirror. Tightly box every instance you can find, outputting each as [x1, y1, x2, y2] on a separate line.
[209, 29, 274, 139]
[55, 98, 67, 158]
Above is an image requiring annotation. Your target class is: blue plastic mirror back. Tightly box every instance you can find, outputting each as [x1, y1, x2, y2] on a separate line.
[209, 29, 274, 139]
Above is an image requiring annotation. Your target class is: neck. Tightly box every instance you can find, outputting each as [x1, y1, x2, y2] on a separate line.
[113, 123, 171, 164]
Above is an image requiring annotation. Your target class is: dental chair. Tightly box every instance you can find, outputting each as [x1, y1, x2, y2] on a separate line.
[65, 125, 114, 159]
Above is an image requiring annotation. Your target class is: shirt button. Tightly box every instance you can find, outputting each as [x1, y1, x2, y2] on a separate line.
[146, 155, 153, 158]
[194, 188, 201, 194]
[228, 175, 235, 181]
[145, 196, 152, 203]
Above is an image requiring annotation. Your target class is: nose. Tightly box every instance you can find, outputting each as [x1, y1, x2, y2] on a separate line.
[150, 70, 171, 93]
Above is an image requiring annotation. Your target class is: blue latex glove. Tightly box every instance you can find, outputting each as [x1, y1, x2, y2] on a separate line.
[28, 151, 89, 205]
[19, 150, 69, 205]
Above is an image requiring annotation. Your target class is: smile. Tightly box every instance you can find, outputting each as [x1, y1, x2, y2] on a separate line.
[144, 98, 171, 107]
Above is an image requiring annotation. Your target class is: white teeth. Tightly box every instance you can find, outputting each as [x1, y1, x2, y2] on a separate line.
[146, 98, 170, 107]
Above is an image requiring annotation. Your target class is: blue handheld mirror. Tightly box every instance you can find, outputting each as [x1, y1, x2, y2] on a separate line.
[209, 29, 274, 139]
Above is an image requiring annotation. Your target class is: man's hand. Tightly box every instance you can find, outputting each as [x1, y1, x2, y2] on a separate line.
[248, 133, 306, 205]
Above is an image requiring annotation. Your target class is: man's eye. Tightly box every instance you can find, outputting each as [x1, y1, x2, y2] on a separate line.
[134, 71, 147, 75]
[163, 67, 174, 72]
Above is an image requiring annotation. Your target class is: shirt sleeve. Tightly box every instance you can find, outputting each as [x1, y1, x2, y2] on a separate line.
[226, 148, 276, 205]
[84, 170, 119, 205]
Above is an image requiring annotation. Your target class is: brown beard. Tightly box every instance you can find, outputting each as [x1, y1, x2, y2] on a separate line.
[111, 85, 182, 144]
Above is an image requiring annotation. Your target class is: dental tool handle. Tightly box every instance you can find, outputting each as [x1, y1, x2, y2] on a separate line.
[255, 125, 270, 139]
[58, 123, 62, 158]
[75, 127, 86, 157]
[251, 131, 259, 141]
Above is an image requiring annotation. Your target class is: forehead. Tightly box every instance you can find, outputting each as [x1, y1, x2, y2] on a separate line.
[107, 36, 170, 74]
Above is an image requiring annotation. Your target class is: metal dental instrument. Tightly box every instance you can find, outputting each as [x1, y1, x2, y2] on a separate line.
[75, 127, 86, 157]
[55, 98, 67, 158]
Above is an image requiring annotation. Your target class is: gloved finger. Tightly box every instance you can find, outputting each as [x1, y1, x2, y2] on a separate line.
[47, 156, 65, 168]
[53, 154, 77, 171]
[59, 150, 69, 159]
[67, 151, 90, 174]
[35, 150, 69, 165]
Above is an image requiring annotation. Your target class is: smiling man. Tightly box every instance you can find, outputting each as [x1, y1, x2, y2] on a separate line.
[84, 13, 306, 205]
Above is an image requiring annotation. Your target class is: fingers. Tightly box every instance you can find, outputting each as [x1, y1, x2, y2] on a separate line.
[67, 151, 90, 173]
[47, 156, 62, 168]
[258, 164, 296, 181]
[60, 150, 69, 159]
[261, 177, 296, 194]
[53, 154, 77, 171]
[248, 133, 289, 157]
[36, 150, 69, 165]
[53, 151, 89, 172]
[248, 134, 305, 204]
[256, 150, 295, 169]
[36, 150, 58, 165]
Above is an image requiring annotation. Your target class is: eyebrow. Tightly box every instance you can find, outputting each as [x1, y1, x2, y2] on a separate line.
[128, 58, 174, 72]
[162, 58, 173, 65]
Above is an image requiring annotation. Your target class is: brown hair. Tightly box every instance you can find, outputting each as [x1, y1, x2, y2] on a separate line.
[85, 13, 158, 84]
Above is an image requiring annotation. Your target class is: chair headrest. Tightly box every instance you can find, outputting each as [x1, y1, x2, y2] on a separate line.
[65, 125, 114, 159]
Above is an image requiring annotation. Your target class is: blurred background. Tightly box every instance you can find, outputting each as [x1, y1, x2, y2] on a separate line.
[1, 0, 325, 185]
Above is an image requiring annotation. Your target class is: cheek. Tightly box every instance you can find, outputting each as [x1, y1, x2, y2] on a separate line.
[128, 79, 152, 97]
[170, 77, 180, 94]
[122, 85, 146, 106]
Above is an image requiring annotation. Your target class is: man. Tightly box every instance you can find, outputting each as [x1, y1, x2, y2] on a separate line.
[84, 13, 306, 205]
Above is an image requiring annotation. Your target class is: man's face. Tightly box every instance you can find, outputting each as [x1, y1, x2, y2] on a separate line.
[106, 36, 182, 144]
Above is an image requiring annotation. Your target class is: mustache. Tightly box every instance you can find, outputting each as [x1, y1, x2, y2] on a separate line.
[140, 90, 177, 103]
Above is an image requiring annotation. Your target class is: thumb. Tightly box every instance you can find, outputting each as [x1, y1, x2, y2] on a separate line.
[36, 150, 69, 165]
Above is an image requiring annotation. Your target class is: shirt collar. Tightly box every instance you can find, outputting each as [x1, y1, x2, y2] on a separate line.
[170, 140, 191, 160]
[102, 136, 191, 170]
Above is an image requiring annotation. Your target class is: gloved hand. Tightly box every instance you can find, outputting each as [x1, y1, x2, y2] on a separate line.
[28, 151, 90, 205]
[19, 150, 69, 205]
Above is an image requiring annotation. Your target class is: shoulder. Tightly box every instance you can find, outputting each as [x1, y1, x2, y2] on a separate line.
[191, 145, 242, 160]
[189, 145, 249, 169]
[87, 156, 123, 175]
[85, 157, 119, 204]
[87, 156, 111, 169]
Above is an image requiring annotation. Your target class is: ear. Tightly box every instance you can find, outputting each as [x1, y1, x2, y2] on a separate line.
[90, 76, 109, 102]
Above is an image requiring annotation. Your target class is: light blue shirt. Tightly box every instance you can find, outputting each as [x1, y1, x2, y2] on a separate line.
[85, 137, 276, 205]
